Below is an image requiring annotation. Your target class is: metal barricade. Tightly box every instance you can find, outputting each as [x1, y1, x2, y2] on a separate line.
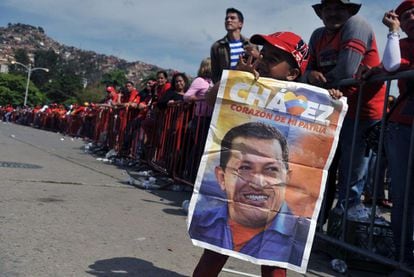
[146, 103, 189, 175]
[141, 101, 211, 186]
[316, 70, 414, 275]
[93, 106, 111, 147]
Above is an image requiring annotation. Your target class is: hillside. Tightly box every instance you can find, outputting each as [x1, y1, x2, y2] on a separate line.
[0, 23, 170, 86]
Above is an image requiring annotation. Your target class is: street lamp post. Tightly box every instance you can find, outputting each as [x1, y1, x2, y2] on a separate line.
[11, 61, 49, 106]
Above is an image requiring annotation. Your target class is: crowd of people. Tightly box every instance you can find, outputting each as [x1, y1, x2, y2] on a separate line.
[1, 0, 413, 276]
[194, 1, 413, 276]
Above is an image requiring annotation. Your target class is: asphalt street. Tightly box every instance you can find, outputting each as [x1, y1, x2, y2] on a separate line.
[0, 122, 388, 277]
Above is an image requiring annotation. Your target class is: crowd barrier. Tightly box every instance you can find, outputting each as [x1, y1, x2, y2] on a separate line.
[1, 71, 413, 274]
[316, 70, 414, 275]
[0, 100, 210, 187]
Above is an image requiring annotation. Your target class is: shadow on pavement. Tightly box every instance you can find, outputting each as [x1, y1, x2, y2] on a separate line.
[86, 257, 187, 277]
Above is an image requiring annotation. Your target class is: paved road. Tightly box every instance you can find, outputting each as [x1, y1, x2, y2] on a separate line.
[0, 123, 387, 277]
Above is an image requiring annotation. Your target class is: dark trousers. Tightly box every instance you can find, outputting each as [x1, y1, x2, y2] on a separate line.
[193, 249, 286, 277]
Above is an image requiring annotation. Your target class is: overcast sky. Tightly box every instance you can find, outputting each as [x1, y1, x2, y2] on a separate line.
[0, 0, 402, 76]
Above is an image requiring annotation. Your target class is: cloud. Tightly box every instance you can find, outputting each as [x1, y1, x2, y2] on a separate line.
[0, 0, 403, 76]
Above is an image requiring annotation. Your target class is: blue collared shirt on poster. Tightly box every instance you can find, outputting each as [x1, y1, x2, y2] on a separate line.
[189, 203, 310, 266]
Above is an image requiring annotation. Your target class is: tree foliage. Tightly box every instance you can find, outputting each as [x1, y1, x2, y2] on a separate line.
[3, 46, 166, 106]
[25, 49, 85, 104]
[0, 73, 47, 106]
[9, 49, 31, 76]
[101, 69, 127, 87]
[76, 83, 106, 104]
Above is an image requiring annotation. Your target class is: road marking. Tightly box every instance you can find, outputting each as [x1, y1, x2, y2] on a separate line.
[222, 268, 260, 277]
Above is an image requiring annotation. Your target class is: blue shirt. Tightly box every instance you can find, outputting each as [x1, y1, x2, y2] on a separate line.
[189, 203, 310, 266]
[229, 40, 244, 69]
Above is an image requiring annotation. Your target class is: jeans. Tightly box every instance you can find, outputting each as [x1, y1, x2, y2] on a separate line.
[364, 151, 388, 200]
[336, 117, 378, 208]
[385, 122, 414, 263]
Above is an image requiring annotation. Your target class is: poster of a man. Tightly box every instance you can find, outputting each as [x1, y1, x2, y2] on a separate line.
[189, 122, 310, 266]
[188, 69, 348, 273]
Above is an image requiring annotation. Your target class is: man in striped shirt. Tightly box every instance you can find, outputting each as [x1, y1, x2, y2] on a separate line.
[210, 7, 256, 83]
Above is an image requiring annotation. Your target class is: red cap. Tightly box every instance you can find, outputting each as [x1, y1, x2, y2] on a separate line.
[106, 86, 115, 93]
[250, 32, 309, 76]
[395, 0, 414, 17]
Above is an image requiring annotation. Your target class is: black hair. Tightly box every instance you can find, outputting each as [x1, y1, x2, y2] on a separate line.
[156, 70, 168, 79]
[220, 122, 289, 170]
[226, 7, 244, 23]
[171, 72, 190, 92]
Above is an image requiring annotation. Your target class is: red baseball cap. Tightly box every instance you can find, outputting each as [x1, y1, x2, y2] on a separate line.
[395, 0, 414, 17]
[106, 86, 115, 93]
[250, 31, 310, 76]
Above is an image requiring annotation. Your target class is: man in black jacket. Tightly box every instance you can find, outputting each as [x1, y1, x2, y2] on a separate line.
[210, 7, 255, 83]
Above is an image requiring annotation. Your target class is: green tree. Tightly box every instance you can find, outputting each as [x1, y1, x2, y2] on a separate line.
[34, 53, 84, 104]
[13, 48, 31, 65]
[76, 83, 106, 104]
[101, 69, 127, 87]
[9, 49, 31, 76]
[31, 49, 58, 88]
[41, 73, 83, 104]
[0, 73, 47, 106]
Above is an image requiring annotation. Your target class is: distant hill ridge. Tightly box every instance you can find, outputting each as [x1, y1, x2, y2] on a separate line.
[0, 23, 171, 85]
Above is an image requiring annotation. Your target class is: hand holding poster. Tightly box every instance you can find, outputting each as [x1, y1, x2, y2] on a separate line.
[188, 70, 348, 273]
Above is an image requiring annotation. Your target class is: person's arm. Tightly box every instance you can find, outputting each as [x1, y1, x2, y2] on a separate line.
[210, 43, 220, 82]
[382, 10, 401, 72]
[210, 42, 221, 84]
[305, 29, 328, 86]
[157, 91, 173, 109]
[183, 77, 205, 102]
[205, 82, 220, 107]
[383, 33, 401, 72]
[324, 16, 371, 83]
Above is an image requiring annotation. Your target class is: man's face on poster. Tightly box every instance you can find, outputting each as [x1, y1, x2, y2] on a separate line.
[215, 136, 291, 228]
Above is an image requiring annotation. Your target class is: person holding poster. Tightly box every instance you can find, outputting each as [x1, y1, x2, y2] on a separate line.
[190, 31, 344, 276]
[190, 122, 308, 276]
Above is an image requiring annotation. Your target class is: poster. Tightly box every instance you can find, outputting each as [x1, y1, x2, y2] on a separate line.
[188, 70, 348, 273]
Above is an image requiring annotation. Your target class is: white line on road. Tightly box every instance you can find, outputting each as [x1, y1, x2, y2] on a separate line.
[222, 267, 260, 277]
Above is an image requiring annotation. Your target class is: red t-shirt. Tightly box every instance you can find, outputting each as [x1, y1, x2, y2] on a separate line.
[156, 83, 171, 100]
[128, 89, 141, 103]
[106, 87, 119, 104]
[308, 15, 386, 120]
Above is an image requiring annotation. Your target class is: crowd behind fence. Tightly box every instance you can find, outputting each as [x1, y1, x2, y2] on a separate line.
[0, 70, 413, 275]
[0, 100, 211, 187]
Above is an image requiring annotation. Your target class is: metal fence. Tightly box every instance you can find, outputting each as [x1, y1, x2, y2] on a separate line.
[315, 70, 414, 275]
